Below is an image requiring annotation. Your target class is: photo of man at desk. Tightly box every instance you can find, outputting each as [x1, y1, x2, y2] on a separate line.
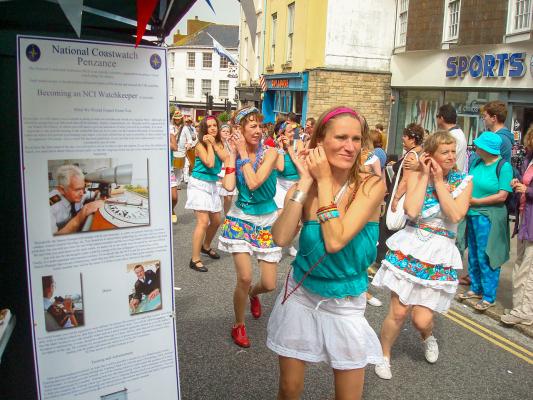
[128, 261, 161, 315]
[42, 274, 84, 332]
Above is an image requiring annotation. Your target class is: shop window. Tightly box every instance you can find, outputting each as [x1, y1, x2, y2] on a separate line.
[219, 80, 229, 98]
[201, 79, 211, 95]
[273, 90, 303, 117]
[507, 0, 532, 35]
[187, 52, 195, 68]
[202, 53, 212, 69]
[395, 0, 409, 47]
[187, 79, 194, 97]
[443, 0, 461, 42]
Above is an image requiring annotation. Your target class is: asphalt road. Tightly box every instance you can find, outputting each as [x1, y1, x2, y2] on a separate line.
[172, 190, 533, 400]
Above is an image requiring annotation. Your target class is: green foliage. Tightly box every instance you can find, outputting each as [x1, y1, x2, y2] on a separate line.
[218, 111, 231, 123]
[124, 184, 149, 197]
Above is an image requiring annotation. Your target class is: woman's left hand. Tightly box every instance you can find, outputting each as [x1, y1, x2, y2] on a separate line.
[429, 158, 444, 183]
[306, 146, 332, 182]
[514, 182, 527, 193]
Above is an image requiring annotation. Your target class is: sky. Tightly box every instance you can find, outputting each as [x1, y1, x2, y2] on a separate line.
[165, 0, 241, 44]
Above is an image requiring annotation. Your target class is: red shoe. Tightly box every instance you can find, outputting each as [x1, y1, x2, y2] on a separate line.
[231, 324, 250, 348]
[250, 295, 262, 319]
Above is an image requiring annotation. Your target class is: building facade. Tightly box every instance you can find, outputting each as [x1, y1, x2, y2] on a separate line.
[389, 0, 533, 154]
[168, 21, 239, 121]
[254, 0, 396, 128]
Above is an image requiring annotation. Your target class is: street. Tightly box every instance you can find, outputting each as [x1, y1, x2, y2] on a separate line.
[172, 192, 533, 400]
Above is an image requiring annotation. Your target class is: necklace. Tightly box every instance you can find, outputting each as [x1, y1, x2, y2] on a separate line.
[334, 180, 350, 204]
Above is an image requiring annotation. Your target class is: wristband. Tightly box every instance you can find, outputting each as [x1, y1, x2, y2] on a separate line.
[225, 167, 236, 174]
[236, 158, 251, 169]
[290, 190, 307, 204]
[277, 148, 286, 155]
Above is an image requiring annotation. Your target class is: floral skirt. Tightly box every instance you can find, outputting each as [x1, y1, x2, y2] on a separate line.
[218, 205, 282, 263]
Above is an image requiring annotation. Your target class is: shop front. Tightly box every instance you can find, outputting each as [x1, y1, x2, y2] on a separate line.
[389, 42, 533, 155]
[236, 85, 262, 109]
[261, 72, 308, 123]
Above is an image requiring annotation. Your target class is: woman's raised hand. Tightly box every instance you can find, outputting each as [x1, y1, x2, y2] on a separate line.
[306, 146, 332, 182]
[203, 134, 215, 146]
[418, 153, 431, 176]
[429, 157, 444, 183]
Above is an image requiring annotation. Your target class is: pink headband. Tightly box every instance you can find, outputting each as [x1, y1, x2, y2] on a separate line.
[322, 107, 358, 124]
[206, 116, 216, 121]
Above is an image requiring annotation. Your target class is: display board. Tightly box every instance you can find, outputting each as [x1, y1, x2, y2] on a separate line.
[17, 36, 180, 400]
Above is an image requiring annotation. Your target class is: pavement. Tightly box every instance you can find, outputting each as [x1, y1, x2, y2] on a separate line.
[172, 190, 533, 399]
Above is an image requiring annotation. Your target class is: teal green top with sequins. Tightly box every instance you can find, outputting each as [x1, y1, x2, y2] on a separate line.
[280, 153, 299, 181]
[236, 169, 278, 215]
[191, 154, 222, 182]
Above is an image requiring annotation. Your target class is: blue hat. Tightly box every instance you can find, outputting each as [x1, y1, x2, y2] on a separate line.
[474, 131, 501, 155]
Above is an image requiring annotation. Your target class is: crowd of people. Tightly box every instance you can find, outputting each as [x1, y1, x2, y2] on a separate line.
[168, 100, 533, 398]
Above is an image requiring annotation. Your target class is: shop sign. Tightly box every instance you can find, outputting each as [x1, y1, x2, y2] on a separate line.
[446, 52, 526, 79]
[269, 79, 289, 88]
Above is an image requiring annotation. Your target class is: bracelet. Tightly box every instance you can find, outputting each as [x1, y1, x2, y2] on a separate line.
[317, 206, 340, 223]
[316, 203, 337, 215]
[290, 190, 307, 204]
[236, 158, 251, 169]
[277, 148, 286, 155]
[225, 167, 236, 174]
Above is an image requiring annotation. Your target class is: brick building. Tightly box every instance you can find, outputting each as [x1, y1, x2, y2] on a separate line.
[388, 0, 533, 154]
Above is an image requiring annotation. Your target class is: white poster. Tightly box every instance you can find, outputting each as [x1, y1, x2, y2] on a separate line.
[17, 36, 180, 400]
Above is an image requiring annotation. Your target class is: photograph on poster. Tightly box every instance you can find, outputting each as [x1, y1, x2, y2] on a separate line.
[48, 158, 150, 235]
[127, 260, 161, 315]
[101, 388, 128, 400]
[42, 273, 84, 332]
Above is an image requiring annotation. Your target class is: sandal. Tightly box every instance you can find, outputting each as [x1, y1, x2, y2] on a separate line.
[474, 300, 495, 311]
[458, 291, 482, 300]
[189, 259, 208, 272]
[201, 247, 220, 259]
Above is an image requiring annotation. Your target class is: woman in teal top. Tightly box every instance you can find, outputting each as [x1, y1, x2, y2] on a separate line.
[268, 106, 386, 400]
[185, 116, 227, 272]
[218, 107, 281, 349]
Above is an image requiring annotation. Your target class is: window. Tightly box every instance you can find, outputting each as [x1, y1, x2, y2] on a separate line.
[170, 77, 174, 93]
[187, 79, 194, 97]
[270, 13, 277, 65]
[396, 0, 409, 47]
[443, 0, 461, 42]
[286, 3, 295, 61]
[507, 0, 532, 34]
[202, 52, 212, 68]
[201, 79, 211, 95]
[187, 52, 195, 68]
[219, 80, 229, 97]
[169, 52, 175, 68]
[220, 56, 229, 69]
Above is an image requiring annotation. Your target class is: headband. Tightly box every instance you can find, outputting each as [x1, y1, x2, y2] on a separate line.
[322, 107, 358, 125]
[205, 116, 216, 121]
[221, 124, 230, 130]
[235, 107, 259, 125]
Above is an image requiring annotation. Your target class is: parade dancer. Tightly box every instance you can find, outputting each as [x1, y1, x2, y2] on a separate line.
[218, 124, 237, 214]
[185, 116, 227, 272]
[268, 106, 385, 400]
[373, 131, 472, 379]
[218, 107, 281, 348]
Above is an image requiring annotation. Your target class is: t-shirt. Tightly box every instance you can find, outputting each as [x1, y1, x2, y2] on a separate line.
[448, 126, 467, 172]
[468, 157, 513, 216]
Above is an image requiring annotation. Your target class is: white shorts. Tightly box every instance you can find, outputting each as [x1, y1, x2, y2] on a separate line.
[274, 177, 297, 209]
[267, 273, 383, 370]
[217, 180, 237, 196]
[184, 176, 222, 212]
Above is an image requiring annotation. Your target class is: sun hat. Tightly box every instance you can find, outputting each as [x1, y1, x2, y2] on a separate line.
[474, 131, 501, 155]
[172, 110, 183, 120]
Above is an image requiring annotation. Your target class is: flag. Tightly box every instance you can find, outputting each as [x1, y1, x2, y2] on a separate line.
[58, 0, 84, 37]
[240, 0, 257, 50]
[135, 0, 158, 47]
[259, 75, 267, 92]
[207, 33, 237, 66]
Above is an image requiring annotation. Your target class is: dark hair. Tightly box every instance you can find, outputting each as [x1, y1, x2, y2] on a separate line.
[369, 129, 383, 148]
[274, 119, 286, 135]
[484, 101, 508, 123]
[287, 112, 300, 124]
[306, 117, 316, 126]
[402, 123, 425, 146]
[42, 276, 54, 294]
[198, 116, 221, 148]
[375, 123, 384, 131]
[437, 104, 457, 124]
[134, 264, 144, 271]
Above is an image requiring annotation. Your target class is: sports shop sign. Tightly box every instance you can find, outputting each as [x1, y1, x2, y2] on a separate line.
[446, 51, 531, 79]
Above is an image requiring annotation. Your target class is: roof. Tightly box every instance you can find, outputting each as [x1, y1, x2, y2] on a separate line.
[176, 24, 239, 48]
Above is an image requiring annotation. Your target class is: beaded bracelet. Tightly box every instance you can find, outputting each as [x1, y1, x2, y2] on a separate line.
[316, 203, 338, 215]
[236, 158, 251, 169]
[225, 167, 236, 174]
[317, 208, 340, 223]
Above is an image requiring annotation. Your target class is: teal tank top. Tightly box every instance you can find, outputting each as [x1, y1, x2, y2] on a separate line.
[236, 169, 278, 215]
[292, 221, 379, 298]
[280, 153, 299, 181]
[191, 154, 222, 182]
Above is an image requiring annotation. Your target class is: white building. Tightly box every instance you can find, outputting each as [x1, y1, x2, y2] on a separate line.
[168, 23, 239, 120]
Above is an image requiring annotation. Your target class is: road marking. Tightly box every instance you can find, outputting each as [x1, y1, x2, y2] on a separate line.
[444, 312, 533, 364]
[447, 310, 533, 357]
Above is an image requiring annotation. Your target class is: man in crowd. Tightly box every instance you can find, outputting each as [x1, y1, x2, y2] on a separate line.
[129, 264, 161, 311]
[436, 104, 467, 171]
[49, 164, 104, 235]
[483, 100, 514, 163]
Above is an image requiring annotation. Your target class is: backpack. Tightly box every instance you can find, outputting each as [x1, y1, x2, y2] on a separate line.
[469, 156, 518, 217]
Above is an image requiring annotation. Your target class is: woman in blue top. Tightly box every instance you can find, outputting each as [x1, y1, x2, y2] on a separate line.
[218, 107, 281, 348]
[268, 106, 386, 400]
[185, 116, 227, 272]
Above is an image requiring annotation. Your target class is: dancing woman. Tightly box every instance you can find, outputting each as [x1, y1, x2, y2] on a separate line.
[373, 131, 472, 379]
[218, 107, 281, 348]
[268, 106, 385, 400]
[185, 116, 227, 272]
[218, 124, 237, 214]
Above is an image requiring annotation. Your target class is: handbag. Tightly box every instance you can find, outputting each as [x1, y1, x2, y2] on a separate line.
[386, 150, 418, 231]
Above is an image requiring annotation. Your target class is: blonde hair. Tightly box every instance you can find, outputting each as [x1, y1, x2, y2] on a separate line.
[524, 124, 533, 151]
[423, 130, 456, 155]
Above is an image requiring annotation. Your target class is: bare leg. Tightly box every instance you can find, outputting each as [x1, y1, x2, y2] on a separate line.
[277, 356, 306, 400]
[171, 187, 178, 215]
[411, 306, 434, 340]
[249, 260, 278, 297]
[203, 211, 222, 250]
[191, 211, 210, 264]
[333, 368, 365, 400]
[224, 195, 233, 215]
[233, 253, 253, 325]
[379, 292, 410, 359]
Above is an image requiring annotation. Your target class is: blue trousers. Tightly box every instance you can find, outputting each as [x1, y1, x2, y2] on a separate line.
[466, 215, 501, 303]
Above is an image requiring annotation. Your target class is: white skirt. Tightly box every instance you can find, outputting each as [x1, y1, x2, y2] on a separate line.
[216, 180, 237, 196]
[267, 274, 383, 370]
[274, 177, 298, 209]
[372, 262, 458, 313]
[184, 176, 222, 212]
[218, 205, 282, 263]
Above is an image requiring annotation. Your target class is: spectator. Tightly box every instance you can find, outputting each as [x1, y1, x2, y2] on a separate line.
[482, 101, 514, 163]
[436, 104, 467, 171]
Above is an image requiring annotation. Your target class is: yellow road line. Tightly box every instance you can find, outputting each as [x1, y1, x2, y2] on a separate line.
[447, 309, 533, 357]
[444, 313, 533, 364]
